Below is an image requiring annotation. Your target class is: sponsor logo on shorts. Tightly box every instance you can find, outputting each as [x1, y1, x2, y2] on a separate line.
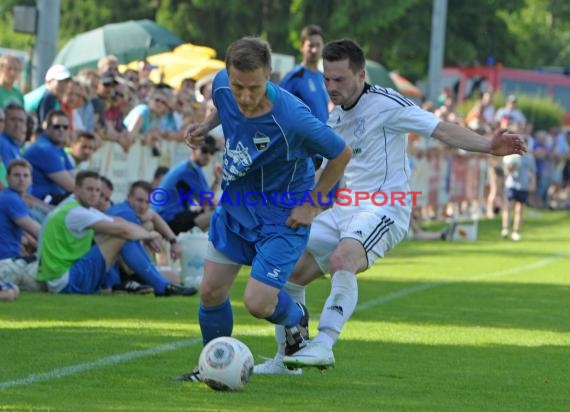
[266, 268, 281, 280]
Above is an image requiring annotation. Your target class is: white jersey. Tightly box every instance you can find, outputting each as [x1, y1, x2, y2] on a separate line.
[308, 85, 440, 271]
[328, 84, 439, 195]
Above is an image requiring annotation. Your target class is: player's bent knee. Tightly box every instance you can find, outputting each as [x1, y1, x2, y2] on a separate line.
[243, 298, 272, 319]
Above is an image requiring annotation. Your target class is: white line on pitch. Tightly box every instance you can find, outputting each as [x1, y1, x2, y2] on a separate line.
[0, 338, 201, 390]
[355, 252, 570, 312]
[1, 253, 567, 390]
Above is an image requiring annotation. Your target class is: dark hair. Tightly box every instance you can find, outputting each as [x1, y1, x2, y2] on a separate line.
[128, 180, 152, 196]
[225, 37, 272, 73]
[44, 109, 69, 129]
[75, 170, 100, 187]
[100, 175, 114, 191]
[300, 24, 325, 44]
[3, 102, 25, 114]
[323, 39, 365, 73]
[153, 166, 169, 180]
[7, 158, 32, 175]
[75, 131, 96, 141]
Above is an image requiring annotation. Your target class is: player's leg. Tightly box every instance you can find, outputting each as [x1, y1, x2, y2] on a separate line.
[511, 195, 524, 242]
[501, 189, 513, 237]
[284, 211, 407, 369]
[254, 210, 337, 375]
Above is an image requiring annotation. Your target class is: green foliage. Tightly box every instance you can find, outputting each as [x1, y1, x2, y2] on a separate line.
[498, 93, 564, 131]
[456, 92, 564, 131]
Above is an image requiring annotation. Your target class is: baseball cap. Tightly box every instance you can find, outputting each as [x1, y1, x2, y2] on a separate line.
[507, 94, 517, 103]
[45, 64, 71, 82]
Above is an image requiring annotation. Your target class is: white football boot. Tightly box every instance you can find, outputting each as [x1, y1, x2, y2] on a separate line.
[283, 341, 335, 370]
[253, 355, 302, 375]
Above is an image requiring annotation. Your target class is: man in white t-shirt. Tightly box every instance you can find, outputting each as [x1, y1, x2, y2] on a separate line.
[36, 170, 196, 296]
[255, 39, 527, 374]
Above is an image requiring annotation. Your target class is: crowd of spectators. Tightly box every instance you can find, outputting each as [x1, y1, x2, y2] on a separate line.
[0, 53, 221, 300]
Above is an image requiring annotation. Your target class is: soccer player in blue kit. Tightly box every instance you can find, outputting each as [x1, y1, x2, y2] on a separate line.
[176, 37, 352, 382]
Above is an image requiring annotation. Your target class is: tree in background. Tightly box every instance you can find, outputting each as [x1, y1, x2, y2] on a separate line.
[1, 0, 570, 85]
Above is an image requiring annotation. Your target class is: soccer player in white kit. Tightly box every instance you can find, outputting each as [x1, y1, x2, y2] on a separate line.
[254, 39, 527, 374]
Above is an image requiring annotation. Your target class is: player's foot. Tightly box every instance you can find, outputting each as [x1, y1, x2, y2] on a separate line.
[155, 284, 198, 297]
[501, 228, 509, 238]
[112, 280, 153, 295]
[253, 355, 303, 375]
[284, 303, 309, 356]
[511, 232, 521, 241]
[175, 366, 201, 382]
[283, 340, 335, 370]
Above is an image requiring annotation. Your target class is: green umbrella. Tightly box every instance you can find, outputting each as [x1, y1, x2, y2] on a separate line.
[365, 59, 397, 89]
[53, 19, 182, 74]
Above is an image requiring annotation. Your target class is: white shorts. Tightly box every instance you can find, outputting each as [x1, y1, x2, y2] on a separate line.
[306, 204, 409, 274]
[0, 258, 44, 292]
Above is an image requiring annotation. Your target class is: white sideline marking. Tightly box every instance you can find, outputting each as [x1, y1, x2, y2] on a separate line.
[356, 252, 570, 312]
[2, 253, 567, 390]
[0, 338, 201, 390]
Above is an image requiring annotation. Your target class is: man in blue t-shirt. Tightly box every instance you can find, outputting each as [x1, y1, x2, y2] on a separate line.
[176, 36, 351, 382]
[153, 135, 221, 234]
[0, 103, 26, 188]
[23, 109, 75, 204]
[0, 159, 43, 291]
[279, 24, 329, 124]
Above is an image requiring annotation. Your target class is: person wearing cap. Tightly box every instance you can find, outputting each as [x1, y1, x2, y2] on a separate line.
[36, 64, 72, 126]
[91, 71, 118, 136]
[494, 94, 526, 127]
[152, 134, 221, 234]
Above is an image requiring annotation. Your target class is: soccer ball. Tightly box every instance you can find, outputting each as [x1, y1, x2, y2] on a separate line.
[198, 337, 254, 391]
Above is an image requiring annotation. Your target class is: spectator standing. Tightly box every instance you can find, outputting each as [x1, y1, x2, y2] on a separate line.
[280, 25, 330, 124]
[0, 55, 25, 108]
[0, 103, 27, 187]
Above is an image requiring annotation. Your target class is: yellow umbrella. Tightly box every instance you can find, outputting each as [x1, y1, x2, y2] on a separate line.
[119, 42, 224, 88]
[166, 60, 225, 89]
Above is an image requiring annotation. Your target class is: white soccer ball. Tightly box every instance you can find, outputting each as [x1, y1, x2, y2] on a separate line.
[198, 337, 254, 391]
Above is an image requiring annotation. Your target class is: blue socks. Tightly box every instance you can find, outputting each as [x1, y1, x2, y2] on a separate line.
[120, 240, 169, 294]
[265, 290, 303, 326]
[199, 298, 233, 345]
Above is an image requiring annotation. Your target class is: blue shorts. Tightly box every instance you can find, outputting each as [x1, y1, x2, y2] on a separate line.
[209, 208, 309, 289]
[61, 245, 108, 294]
[505, 188, 528, 204]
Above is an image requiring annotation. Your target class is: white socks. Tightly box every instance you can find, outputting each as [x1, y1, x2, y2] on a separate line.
[275, 281, 306, 355]
[317, 270, 358, 348]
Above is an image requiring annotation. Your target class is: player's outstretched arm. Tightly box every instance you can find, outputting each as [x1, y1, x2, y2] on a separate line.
[432, 121, 527, 156]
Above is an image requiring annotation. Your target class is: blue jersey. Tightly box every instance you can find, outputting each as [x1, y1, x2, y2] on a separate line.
[279, 65, 330, 123]
[23, 134, 75, 199]
[0, 133, 22, 169]
[106, 200, 140, 224]
[213, 69, 345, 230]
[0, 188, 30, 259]
[153, 160, 211, 222]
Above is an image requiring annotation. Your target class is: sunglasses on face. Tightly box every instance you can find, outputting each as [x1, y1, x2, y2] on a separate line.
[200, 147, 215, 155]
[51, 124, 69, 130]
